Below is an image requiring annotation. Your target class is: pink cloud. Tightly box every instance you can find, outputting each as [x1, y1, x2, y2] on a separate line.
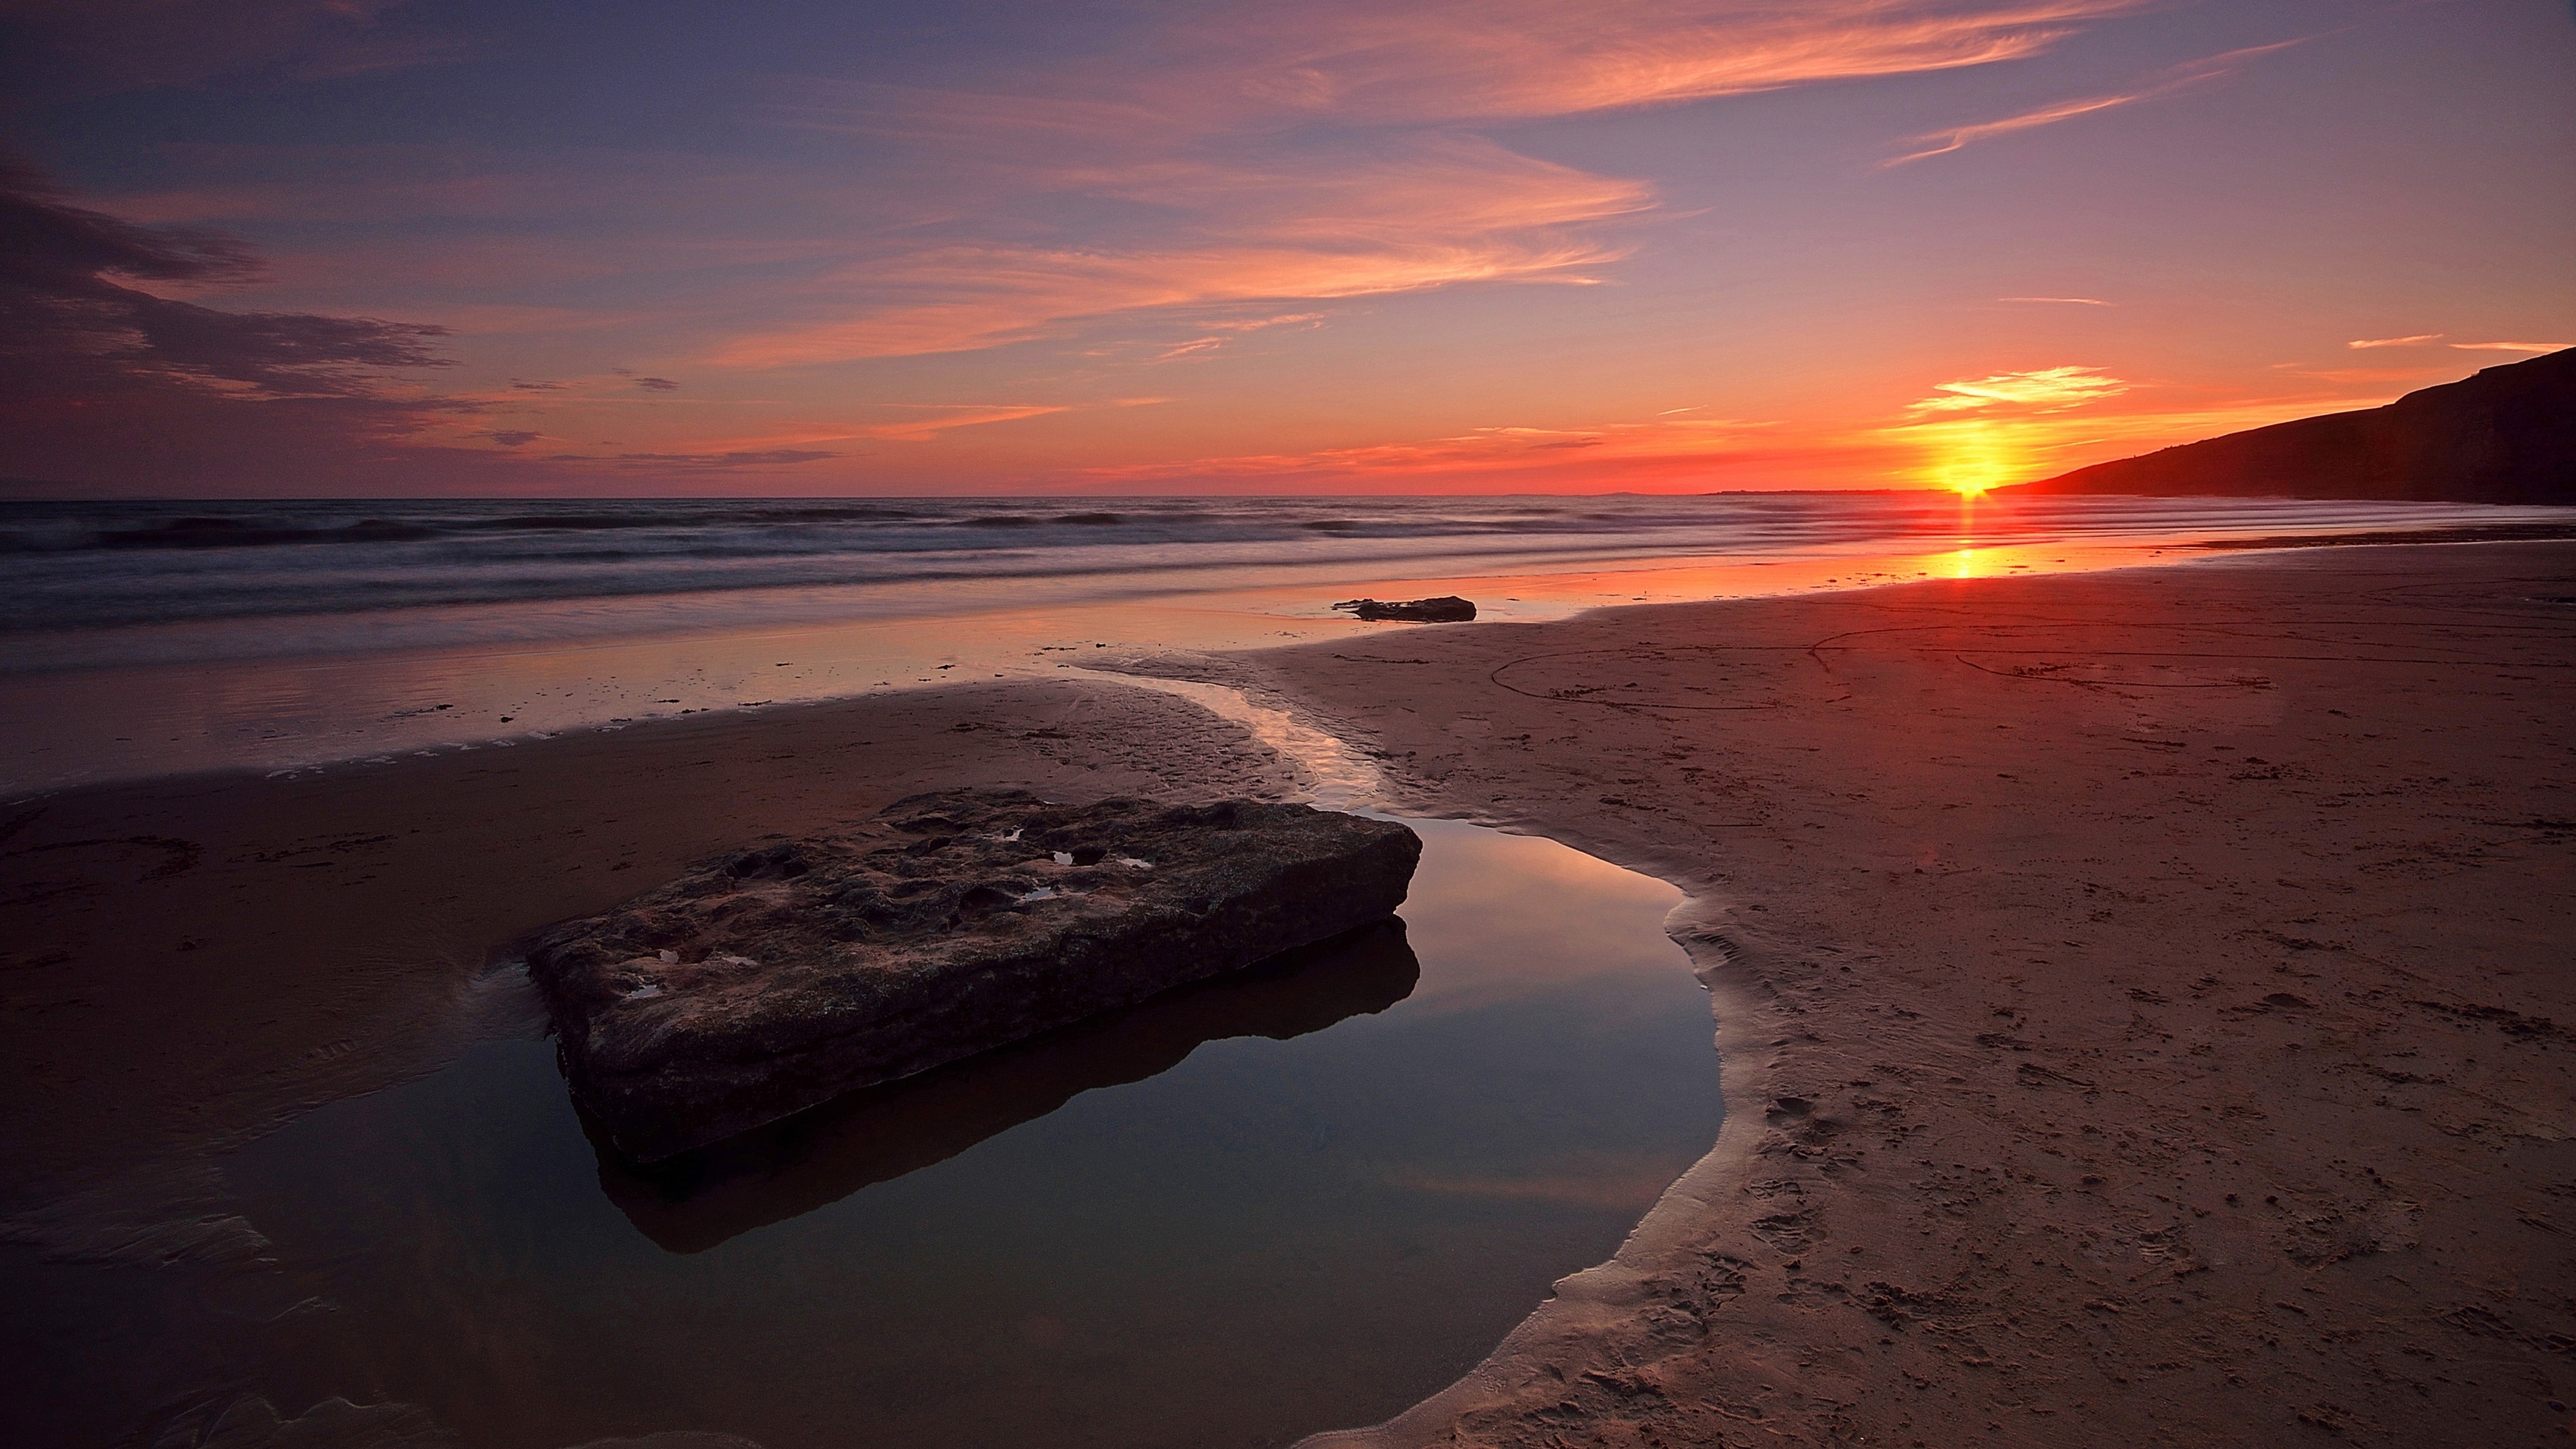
[1887, 36, 2310, 166]
[848, 404, 1069, 442]
[792, 4, 2143, 136]
[716, 4, 2147, 368]
[1195, 1, 2148, 124]
[710, 140, 1646, 366]
[1073, 412, 1787, 488]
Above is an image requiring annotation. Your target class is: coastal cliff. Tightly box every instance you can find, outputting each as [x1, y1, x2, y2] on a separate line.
[2007, 346, 2574, 503]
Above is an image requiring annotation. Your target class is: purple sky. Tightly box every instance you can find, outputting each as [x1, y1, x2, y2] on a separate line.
[4, 0, 2570, 496]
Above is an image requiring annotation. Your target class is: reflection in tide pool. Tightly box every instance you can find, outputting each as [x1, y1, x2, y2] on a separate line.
[215, 817, 1720, 1449]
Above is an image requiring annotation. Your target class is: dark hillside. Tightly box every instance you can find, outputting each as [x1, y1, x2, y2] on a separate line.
[2006, 347, 2574, 503]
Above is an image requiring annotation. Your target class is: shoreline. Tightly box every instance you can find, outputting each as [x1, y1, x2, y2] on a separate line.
[1246, 540, 2575, 1448]
[10, 513, 2569, 798]
[0, 677, 1311, 1220]
[2, 539, 2569, 1445]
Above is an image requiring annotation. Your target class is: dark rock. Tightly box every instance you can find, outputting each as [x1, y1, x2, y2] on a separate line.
[1333, 595, 1477, 622]
[595, 918, 1420, 1253]
[2006, 346, 2575, 503]
[527, 789, 1422, 1161]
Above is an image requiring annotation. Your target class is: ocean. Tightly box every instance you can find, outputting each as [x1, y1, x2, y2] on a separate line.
[2, 492, 2563, 790]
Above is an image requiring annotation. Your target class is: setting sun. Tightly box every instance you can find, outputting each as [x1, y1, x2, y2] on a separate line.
[1921, 419, 2022, 496]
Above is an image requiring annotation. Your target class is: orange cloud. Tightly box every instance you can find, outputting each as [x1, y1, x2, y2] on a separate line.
[799, 4, 2149, 135]
[2349, 333, 2442, 348]
[719, 238, 1625, 366]
[720, 5, 2149, 368]
[1884, 380, 2418, 492]
[1045, 371, 2417, 495]
[1154, 311, 1328, 362]
[2451, 341, 2570, 353]
[1887, 36, 2309, 166]
[849, 404, 1068, 441]
[1075, 413, 1788, 488]
[1889, 91, 2140, 167]
[508, 406, 1063, 466]
[1204, 1, 2147, 124]
[712, 138, 1647, 366]
[1907, 365, 2128, 413]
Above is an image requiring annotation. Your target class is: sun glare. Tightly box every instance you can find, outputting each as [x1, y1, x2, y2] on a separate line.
[1924, 419, 2019, 496]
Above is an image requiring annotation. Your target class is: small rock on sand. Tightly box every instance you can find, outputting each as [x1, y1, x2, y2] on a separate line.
[1333, 596, 1477, 622]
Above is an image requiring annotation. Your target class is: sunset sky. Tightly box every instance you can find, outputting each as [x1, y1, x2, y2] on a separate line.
[4, 0, 2570, 496]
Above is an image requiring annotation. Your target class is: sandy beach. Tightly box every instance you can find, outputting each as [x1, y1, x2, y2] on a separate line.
[0, 680, 1302, 1240]
[1253, 540, 2576, 1448]
[4, 540, 2571, 1446]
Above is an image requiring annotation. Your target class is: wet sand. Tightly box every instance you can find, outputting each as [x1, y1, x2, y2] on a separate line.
[0, 680, 1303, 1246]
[1234, 541, 2575, 1448]
[6, 540, 2572, 1446]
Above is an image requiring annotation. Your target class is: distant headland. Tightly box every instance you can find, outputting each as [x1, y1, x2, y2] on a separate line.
[2004, 346, 2573, 504]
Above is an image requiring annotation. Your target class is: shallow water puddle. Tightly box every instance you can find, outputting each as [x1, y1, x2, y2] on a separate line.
[213, 818, 1720, 1448]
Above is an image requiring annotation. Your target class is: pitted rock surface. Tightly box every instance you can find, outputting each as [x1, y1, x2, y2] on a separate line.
[528, 789, 1421, 1161]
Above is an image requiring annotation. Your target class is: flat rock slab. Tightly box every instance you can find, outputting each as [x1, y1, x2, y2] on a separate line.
[527, 790, 1422, 1161]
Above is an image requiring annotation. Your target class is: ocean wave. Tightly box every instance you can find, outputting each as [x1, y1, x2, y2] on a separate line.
[1, 494, 2556, 636]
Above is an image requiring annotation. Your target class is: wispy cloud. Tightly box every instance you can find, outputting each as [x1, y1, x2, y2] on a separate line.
[1907, 366, 2128, 413]
[850, 404, 1069, 441]
[1886, 36, 2309, 167]
[2000, 296, 2112, 306]
[2451, 341, 2569, 353]
[714, 221, 1632, 367]
[14, 3, 2231, 490]
[548, 448, 840, 472]
[1076, 412, 1781, 487]
[1155, 312, 1329, 362]
[706, 130, 1652, 365]
[1200, 1, 2149, 125]
[722, 4, 2145, 367]
[1883, 377, 2425, 491]
[1890, 93, 2141, 167]
[0, 154, 478, 486]
[2349, 333, 2442, 348]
